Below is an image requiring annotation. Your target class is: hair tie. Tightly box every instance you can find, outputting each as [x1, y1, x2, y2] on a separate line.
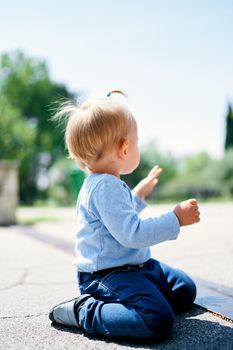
[106, 89, 127, 98]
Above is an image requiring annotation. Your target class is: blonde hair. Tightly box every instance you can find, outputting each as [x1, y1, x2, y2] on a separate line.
[53, 90, 135, 170]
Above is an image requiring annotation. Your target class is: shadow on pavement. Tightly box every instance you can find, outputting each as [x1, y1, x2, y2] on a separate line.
[50, 306, 233, 349]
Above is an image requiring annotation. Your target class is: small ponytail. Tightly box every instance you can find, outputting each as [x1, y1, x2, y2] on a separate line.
[106, 89, 127, 98]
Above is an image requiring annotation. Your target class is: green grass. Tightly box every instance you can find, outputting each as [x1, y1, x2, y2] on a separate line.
[17, 215, 60, 226]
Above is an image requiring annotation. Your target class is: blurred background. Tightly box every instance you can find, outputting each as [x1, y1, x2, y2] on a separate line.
[1, 4, 233, 344]
[0, 0, 233, 213]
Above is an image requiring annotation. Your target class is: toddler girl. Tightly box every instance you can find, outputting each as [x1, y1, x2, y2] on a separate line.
[49, 90, 200, 341]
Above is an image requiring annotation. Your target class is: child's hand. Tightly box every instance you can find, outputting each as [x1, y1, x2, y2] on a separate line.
[173, 199, 200, 226]
[132, 165, 162, 201]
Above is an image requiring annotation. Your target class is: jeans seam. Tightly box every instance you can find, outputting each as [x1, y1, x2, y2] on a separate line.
[82, 279, 122, 300]
[98, 281, 122, 298]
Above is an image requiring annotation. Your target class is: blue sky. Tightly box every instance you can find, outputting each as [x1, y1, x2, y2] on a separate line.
[1, 0, 233, 158]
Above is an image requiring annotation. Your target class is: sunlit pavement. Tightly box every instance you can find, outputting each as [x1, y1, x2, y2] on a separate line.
[0, 203, 233, 349]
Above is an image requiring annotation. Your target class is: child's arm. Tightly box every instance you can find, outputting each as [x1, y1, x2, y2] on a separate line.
[91, 176, 179, 249]
[132, 165, 162, 201]
[91, 177, 200, 249]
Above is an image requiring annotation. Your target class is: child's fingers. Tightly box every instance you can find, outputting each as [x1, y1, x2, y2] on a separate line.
[144, 175, 159, 187]
[149, 165, 159, 174]
[145, 175, 158, 185]
[148, 165, 162, 178]
[189, 198, 198, 205]
[191, 206, 199, 214]
[148, 173, 160, 183]
[155, 167, 163, 176]
[148, 166, 158, 177]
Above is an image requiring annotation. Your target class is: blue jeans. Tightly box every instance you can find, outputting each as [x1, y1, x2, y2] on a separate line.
[77, 258, 196, 340]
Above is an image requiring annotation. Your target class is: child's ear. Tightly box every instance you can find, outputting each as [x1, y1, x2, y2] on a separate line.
[118, 139, 129, 159]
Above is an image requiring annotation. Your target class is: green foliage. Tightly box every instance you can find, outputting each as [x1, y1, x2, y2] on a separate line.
[0, 95, 36, 160]
[0, 51, 74, 203]
[0, 51, 73, 156]
[225, 104, 233, 150]
[214, 149, 233, 196]
[183, 152, 212, 175]
[159, 151, 233, 202]
[0, 95, 37, 203]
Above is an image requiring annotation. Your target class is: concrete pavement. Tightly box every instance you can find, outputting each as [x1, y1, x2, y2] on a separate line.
[1, 203, 233, 349]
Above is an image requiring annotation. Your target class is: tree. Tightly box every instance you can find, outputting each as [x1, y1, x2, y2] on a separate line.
[215, 149, 233, 196]
[0, 96, 35, 160]
[225, 103, 233, 151]
[0, 51, 75, 203]
[0, 96, 37, 202]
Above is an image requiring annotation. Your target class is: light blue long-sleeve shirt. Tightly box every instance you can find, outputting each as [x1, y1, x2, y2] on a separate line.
[74, 173, 180, 272]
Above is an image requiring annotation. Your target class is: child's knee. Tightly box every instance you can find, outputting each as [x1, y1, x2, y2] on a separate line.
[143, 305, 175, 339]
[174, 275, 197, 312]
[182, 276, 197, 305]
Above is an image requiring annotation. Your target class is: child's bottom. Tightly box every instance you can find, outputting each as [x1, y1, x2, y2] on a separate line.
[77, 258, 196, 340]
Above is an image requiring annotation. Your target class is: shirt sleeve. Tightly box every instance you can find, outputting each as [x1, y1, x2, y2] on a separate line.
[89, 177, 180, 249]
[132, 193, 147, 213]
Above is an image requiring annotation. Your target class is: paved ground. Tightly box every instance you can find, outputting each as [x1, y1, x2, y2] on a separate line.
[1, 203, 233, 349]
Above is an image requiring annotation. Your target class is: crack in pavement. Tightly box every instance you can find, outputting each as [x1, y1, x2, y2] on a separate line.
[1, 312, 46, 320]
[0, 279, 75, 291]
[0, 269, 28, 292]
